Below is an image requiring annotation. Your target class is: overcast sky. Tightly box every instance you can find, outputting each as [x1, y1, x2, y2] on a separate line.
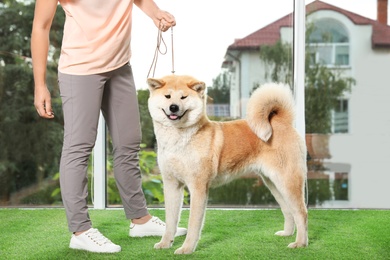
[130, 0, 388, 89]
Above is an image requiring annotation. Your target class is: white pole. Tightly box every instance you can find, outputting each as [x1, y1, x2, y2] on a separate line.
[93, 112, 106, 209]
[294, 0, 306, 139]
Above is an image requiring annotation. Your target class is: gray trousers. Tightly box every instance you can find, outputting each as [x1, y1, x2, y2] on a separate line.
[58, 63, 148, 232]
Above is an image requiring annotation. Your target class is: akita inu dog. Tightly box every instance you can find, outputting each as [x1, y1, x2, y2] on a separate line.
[147, 75, 308, 254]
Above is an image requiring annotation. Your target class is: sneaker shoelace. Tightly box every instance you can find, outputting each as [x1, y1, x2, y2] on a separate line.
[151, 217, 166, 226]
[85, 228, 113, 246]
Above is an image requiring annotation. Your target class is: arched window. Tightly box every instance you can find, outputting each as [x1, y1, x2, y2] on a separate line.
[308, 18, 350, 66]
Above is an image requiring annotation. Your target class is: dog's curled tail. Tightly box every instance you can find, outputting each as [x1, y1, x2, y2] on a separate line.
[246, 83, 295, 142]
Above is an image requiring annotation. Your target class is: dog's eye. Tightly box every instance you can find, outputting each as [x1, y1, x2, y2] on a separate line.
[181, 96, 188, 100]
[165, 95, 171, 99]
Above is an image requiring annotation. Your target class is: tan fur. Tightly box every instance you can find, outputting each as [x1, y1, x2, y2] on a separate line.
[147, 75, 308, 254]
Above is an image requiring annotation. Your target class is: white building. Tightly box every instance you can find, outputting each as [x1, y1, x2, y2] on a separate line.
[222, 0, 390, 208]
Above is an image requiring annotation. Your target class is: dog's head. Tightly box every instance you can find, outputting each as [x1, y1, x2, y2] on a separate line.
[147, 75, 206, 128]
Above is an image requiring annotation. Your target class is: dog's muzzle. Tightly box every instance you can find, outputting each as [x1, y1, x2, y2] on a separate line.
[163, 104, 187, 120]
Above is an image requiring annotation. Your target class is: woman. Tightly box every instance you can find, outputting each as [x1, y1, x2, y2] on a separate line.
[31, 0, 185, 253]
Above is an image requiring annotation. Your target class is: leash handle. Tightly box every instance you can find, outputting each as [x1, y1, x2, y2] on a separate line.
[147, 21, 175, 79]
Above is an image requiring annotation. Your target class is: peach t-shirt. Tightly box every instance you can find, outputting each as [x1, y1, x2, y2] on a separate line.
[58, 0, 134, 75]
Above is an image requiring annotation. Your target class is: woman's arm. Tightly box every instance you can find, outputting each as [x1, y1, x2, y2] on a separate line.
[31, 0, 58, 119]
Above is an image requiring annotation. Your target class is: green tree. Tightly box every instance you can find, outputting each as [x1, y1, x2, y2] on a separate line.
[305, 63, 354, 133]
[207, 70, 230, 104]
[259, 41, 293, 86]
[0, 1, 65, 204]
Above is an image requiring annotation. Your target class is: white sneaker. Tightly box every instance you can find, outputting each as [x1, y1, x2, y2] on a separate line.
[129, 216, 187, 237]
[69, 228, 121, 253]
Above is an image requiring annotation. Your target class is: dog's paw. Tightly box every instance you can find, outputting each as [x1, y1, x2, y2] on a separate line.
[154, 240, 173, 249]
[174, 246, 194, 255]
[287, 241, 308, 248]
[275, 230, 294, 236]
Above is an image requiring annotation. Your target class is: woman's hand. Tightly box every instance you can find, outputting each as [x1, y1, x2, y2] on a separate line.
[34, 85, 54, 119]
[134, 0, 176, 32]
[154, 10, 176, 32]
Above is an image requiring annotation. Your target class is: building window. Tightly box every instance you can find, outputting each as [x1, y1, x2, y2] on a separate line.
[308, 18, 350, 67]
[332, 99, 349, 133]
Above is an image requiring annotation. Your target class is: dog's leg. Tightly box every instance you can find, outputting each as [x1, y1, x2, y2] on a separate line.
[154, 177, 184, 250]
[174, 182, 208, 255]
[286, 191, 308, 248]
[285, 199, 308, 248]
[262, 176, 295, 236]
[268, 170, 308, 248]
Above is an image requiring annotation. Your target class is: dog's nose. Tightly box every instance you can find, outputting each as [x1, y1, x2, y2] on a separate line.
[170, 104, 179, 113]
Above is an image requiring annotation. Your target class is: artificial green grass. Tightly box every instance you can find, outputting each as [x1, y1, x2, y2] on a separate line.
[0, 208, 389, 259]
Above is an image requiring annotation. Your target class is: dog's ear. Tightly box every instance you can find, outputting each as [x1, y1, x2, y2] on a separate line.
[188, 81, 206, 96]
[147, 78, 165, 91]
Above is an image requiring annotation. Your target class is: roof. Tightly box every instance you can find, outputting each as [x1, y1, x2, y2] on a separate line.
[227, 0, 390, 50]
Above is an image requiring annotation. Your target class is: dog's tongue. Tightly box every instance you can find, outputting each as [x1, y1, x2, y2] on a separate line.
[169, 114, 178, 120]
